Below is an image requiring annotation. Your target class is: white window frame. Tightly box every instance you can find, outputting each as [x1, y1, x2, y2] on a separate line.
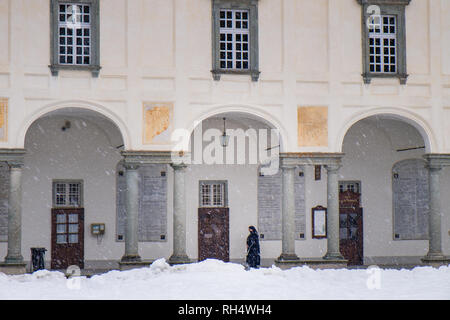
[339, 181, 361, 194]
[57, 3, 92, 66]
[211, 0, 259, 81]
[358, 0, 410, 84]
[52, 180, 83, 208]
[199, 181, 228, 208]
[50, 0, 100, 77]
[368, 15, 397, 74]
[219, 9, 250, 70]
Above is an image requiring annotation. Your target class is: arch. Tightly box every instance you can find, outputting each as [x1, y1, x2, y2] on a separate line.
[336, 108, 436, 153]
[17, 100, 131, 149]
[183, 104, 289, 152]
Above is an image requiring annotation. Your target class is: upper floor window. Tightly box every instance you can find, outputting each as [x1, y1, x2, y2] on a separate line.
[357, 0, 410, 84]
[50, 0, 100, 77]
[211, 0, 259, 81]
[58, 3, 92, 66]
[368, 15, 397, 74]
[219, 9, 250, 70]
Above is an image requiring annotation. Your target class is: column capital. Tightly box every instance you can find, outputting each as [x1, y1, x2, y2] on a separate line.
[0, 149, 26, 168]
[121, 150, 173, 164]
[7, 161, 24, 169]
[324, 163, 341, 172]
[123, 162, 140, 170]
[280, 163, 296, 170]
[170, 162, 187, 171]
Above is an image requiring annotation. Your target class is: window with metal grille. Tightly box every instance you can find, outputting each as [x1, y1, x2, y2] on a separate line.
[219, 9, 249, 70]
[50, 0, 100, 76]
[211, 0, 259, 81]
[368, 15, 397, 73]
[339, 181, 361, 194]
[58, 3, 91, 66]
[199, 181, 227, 207]
[357, 0, 410, 84]
[53, 181, 82, 208]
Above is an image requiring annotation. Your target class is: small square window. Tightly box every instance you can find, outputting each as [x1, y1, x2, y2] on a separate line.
[200, 181, 227, 208]
[53, 181, 82, 207]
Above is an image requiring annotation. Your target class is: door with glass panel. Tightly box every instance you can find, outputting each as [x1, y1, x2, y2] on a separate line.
[198, 181, 229, 262]
[51, 181, 84, 269]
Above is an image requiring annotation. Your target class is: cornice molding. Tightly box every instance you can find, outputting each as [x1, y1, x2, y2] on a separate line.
[0, 149, 26, 167]
[280, 152, 344, 166]
[423, 154, 450, 169]
[121, 150, 191, 165]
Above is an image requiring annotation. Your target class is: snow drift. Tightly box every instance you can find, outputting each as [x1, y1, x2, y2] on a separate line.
[0, 259, 449, 300]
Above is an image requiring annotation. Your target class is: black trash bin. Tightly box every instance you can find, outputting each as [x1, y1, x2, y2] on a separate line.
[31, 248, 47, 272]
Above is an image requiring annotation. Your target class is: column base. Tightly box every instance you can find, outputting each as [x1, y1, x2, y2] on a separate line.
[118, 260, 153, 271]
[323, 252, 345, 260]
[168, 255, 192, 265]
[421, 254, 450, 267]
[120, 254, 142, 263]
[274, 253, 300, 269]
[276, 253, 300, 261]
[4, 254, 24, 264]
[301, 257, 348, 270]
[0, 262, 27, 275]
[275, 257, 348, 270]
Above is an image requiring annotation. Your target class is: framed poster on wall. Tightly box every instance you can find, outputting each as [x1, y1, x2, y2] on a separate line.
[312, 205, 327, 239]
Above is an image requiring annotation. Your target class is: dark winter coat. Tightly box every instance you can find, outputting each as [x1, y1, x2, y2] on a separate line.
[246, 231, 260, 268]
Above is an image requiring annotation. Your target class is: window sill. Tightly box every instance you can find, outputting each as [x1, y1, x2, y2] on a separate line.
[211, 69, 260, 81]
[362, 72, 408, 85]
[49, 64, 101, 77]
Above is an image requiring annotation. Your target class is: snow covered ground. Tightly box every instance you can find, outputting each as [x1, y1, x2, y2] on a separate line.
[0, 258, 449, 300]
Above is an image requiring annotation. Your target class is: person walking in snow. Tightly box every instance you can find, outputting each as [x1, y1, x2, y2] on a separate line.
[246, 226, 260, 269]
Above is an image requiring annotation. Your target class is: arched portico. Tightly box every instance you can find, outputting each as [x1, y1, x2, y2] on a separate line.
[183, 105, 289, 153]
[16, 100, 131, 150]
[1, 104, 127, 272]
[337, 108, 436, 154]
[339, 112, 448, 266]
[182, 110, 283, 264]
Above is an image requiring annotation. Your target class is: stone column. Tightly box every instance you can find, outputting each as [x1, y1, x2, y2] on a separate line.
[277, 164, 299, 262]
[423, 159, 445, 262]
[168, 163, 190, 264]
[323, 163, 344, 260]
[4, 162, 24, 264]
[121, 163, 141, 263]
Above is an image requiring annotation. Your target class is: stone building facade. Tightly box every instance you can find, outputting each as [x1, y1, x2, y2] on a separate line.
[0, 0, 449, 274]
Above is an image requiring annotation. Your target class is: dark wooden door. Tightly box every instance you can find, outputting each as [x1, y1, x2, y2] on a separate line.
[51, 208, 84, 269]
[339, 190, 363, 265]
[198, 208, 229, 262]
